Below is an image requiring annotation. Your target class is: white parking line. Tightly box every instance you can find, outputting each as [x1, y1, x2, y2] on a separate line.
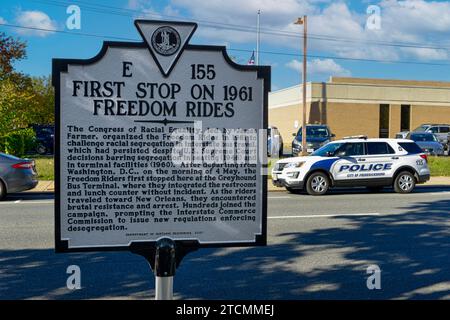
[268, 196, 291, 199]
[269, 213, 381, 219]
[0, 200, 54, 205]
[424, 192, 450, 196]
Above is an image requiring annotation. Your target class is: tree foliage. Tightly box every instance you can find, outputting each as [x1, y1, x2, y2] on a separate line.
[0, 32, 30, 89]
[0, 33, 54, 138]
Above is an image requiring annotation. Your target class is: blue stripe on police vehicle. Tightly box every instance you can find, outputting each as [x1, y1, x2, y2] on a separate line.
[272, 137, 431, 195]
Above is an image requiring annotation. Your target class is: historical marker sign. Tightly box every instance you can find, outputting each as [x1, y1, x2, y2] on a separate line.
[53, 20, 270, 252]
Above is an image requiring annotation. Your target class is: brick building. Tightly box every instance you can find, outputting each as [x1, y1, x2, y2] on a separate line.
[269, 77, 450, 143]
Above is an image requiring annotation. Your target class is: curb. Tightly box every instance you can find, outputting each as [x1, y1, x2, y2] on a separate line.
[26, 178, 450, 193]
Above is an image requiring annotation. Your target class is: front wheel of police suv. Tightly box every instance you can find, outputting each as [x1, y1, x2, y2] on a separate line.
[306, 172, 330, 196]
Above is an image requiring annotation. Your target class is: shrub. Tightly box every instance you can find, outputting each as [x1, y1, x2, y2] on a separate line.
[0, 128, 37, 157]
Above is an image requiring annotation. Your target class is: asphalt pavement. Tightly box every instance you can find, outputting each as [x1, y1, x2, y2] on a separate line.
[1, 186, 450, 299]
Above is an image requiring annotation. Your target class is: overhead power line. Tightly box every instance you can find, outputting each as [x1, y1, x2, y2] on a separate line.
[1, 22, 450, 67]
[28, 0, 450, 52]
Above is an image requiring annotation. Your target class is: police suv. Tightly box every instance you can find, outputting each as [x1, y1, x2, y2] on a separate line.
[272, 136, 430, 195]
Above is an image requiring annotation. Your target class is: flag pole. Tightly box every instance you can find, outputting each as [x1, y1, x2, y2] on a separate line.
[256, 10, 261, 65]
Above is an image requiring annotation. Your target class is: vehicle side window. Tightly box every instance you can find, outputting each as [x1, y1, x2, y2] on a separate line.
[367, 142, 395, 155]
[429, 127, 439, 133]
[336, 143, 365, 156]
[398, 142, 423, 154]
[439, 126, 449, 133]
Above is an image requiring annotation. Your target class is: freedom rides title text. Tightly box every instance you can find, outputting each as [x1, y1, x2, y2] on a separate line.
[71, 62, 254, 118]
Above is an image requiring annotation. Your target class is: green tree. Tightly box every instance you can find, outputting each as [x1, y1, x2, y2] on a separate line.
[0, 33, 54, 138]
[29, 75, 55, 124]
[0, 32, 29, 88]
[0, 78, 35, 136]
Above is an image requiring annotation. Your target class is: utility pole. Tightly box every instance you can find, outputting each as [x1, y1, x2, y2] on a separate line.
[256, 10, 261, 65]
[295, 16, 308, 156]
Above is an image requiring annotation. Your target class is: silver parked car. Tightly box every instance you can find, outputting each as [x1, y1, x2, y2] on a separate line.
[413, 124, 450, 150]
[0, 153, 38, 200]
[406, 132, 444, 156]
[268, 126, 284, 157]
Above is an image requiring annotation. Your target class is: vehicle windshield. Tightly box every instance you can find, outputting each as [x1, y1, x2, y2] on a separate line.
[410, 133, 438, 142]
[297, 127, 330, 138]
[413, 125, 428, 132]
[311, 142, 344, 157]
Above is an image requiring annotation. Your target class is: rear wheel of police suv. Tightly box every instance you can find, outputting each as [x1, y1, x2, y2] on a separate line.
[306, 172, 329, 196]
[0, 180, 6, 201]
[394, 171, 415, 194]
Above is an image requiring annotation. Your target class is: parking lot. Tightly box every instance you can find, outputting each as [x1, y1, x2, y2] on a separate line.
[1, 186, 449, 300]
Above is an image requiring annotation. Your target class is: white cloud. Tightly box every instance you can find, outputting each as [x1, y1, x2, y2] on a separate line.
[127, 0, 141, 10]
[400, 47, 448, 61]
[15, 10, 57, 37]
[286, 58, 351, 77]
[126, 0, 164, 19]
[0, 17, 6, 24]
[166, 0, 450, 62]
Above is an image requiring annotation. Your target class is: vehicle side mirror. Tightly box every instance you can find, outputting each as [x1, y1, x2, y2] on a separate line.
[331, 134, 336, 138]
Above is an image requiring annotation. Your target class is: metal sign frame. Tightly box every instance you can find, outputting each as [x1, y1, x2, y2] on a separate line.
[52, 20, 270, 255]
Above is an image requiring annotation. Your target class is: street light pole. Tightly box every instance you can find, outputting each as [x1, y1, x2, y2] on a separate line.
[256, 10, 261, 65]
[295, 15, 308, 156]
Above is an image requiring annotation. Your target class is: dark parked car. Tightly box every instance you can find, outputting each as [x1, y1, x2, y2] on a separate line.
[292, 124, 335, 156]
[32, 124, 54, 155]
[0, 153, 38, 200]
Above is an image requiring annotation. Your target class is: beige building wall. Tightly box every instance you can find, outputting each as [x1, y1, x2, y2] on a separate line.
[269, 77, 450, 145]
[411, 105, 450, 129]
[326, 102, 380, 139]
[269, 104, 311, 142]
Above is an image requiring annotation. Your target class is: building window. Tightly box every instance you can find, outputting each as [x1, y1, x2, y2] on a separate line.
[401, 105, 411, 132]
[379, 104, 389, 138]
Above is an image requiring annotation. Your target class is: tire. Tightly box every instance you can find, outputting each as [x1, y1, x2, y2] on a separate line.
[36, 144, 47, 155]
[0, 180, 6, 201]
[367, 186, 383, 193]
[306, 172, 330, 196]
[394, 171, 416, 194]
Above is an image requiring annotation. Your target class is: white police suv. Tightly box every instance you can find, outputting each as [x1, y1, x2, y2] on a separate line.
[272, 136, 430, 195]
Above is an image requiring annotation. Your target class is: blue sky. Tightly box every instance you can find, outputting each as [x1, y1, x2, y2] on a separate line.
[1, 0, 450, 90]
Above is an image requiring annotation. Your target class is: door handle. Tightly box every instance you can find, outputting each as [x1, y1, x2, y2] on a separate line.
[358, 158, 366, 161]
[391, 157, 399, 160]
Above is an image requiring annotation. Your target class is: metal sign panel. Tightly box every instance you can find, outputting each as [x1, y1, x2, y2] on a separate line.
[53, 20, 270, 252]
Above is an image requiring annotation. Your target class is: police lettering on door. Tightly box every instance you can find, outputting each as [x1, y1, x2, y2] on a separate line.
[339, 163, 393, 178]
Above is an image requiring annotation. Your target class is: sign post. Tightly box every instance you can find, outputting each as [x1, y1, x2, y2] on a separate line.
[154, 238, 176, 300]
[53, 20, 270, 299]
